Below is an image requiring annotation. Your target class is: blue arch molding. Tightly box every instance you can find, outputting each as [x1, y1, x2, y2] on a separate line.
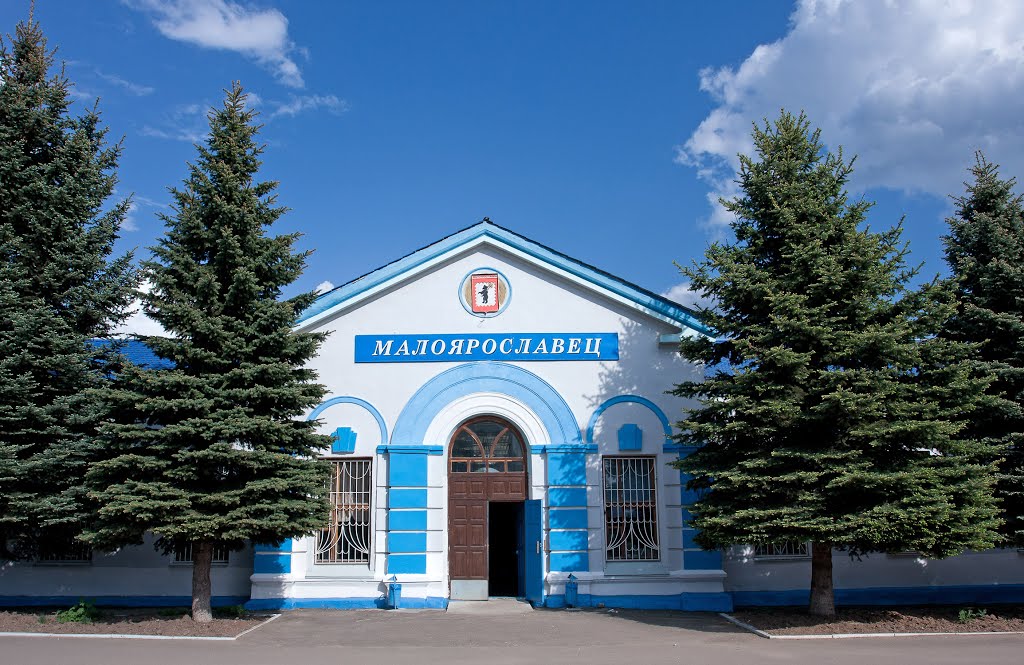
[390, 361, 582, 447]
[307, 396, 389, 445]
[585, 395, 673, 446]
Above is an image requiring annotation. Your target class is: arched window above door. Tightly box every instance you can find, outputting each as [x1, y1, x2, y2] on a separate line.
[449, 417, 525, 473]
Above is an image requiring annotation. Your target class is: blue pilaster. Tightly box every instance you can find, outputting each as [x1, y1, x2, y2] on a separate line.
[542, 445, 594, 573]
[674, 446, 722, 570]
[254, 539, 292, 574]
[379, 445, 441, 575]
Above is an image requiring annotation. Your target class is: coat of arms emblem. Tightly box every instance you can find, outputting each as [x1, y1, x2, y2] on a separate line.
[460, 269, 510, 317]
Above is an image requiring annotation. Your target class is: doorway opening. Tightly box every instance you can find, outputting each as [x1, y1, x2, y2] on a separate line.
[447, 416, 528, 601]
[488, 501, 524, 597]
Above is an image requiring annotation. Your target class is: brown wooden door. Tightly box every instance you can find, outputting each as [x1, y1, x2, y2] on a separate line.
[448, 417, 528, 586]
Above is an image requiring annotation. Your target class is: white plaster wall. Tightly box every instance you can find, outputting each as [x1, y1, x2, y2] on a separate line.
[723, 546, 1024, 592]
[0, 534, 253, 600]
[297, 243, 707, 597]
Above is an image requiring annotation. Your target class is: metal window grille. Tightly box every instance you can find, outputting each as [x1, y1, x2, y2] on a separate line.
[603, 457, 660, 561]
[316, 459, 372, 564]
[753, 541, 809, 558]
[38, 541, 92, 563]
[174, 543, 230, 564]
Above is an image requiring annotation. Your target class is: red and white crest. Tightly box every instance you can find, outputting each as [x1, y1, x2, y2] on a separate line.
[470, 273, 500, 313]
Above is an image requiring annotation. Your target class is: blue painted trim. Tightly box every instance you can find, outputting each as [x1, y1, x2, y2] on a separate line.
[388, 453, 429, 487]
[308, 396, 389, 446]
[376, 444, 444, 455]
[544, 592, 732, 611]
[548, 487, 587, 507]
[617, 423, 642, 451]
[245, 596, 449, 610]
[296, 221, 709, 336]
[457, 266, 513, 318]
[586, 395, 672, 446]
[547, 453, 588, 486]
[391, 361, 582, 447]
[683, 549, 722, 570]
[254, 553, 291, 574]
[0, 596, 249, 608]
[733, 584, 1024, 608]
[389, 510, 428, 531]
[389, 532, 428, 553]
[530, 444, 597, 454]
[387, 553, 427, 574]
[549, 530, 588, 551]
[332, 427, 357, 454]
[389, 489, 429, 508]
[549, 552, 589, 572]
[253, 539, 292, 553]
[548, 509, 589, 530]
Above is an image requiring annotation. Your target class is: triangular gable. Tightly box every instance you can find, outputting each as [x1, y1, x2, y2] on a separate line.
[296, 220, 710, 336]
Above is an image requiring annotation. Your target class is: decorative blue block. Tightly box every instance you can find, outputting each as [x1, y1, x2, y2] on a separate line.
[617, 423, 642, 451]
[332, 427, 357, 454]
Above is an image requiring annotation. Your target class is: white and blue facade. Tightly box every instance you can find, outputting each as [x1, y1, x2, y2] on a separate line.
[3, 220, 1022, 610]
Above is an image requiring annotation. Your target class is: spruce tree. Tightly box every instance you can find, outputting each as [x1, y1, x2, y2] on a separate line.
[83, 83, 331, 623]
[943, 153, 1024, 547]
[673, 111, 1001, 616]
[0, 16, 135, 559]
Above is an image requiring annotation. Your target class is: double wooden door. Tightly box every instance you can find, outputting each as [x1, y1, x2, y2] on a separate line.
[447, 417, 528, 583]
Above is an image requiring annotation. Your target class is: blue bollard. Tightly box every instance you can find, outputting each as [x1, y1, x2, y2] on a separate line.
[565, 573, 578, 608]
[386, 575, 402, 609]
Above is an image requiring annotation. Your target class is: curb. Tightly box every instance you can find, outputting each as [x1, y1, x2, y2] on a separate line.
[0, 612, 281, 641]
[719, 613, 1024, 640]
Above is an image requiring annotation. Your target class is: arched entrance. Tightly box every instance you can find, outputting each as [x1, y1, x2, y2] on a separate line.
[448, 416, 528, 600]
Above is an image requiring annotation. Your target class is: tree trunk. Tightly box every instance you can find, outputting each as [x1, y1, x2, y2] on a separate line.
[808, 541, 835, 617]
[191, 541, 213, 623]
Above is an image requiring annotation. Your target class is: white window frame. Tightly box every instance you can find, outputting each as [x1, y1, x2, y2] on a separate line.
[309, 457, 374, 576]
[602, 456, 661, 564]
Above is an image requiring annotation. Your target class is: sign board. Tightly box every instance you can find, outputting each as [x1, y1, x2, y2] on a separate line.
[355, 333, 619, 363]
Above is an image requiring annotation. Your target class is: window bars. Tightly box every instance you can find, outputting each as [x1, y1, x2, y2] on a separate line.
[753, 541, 810, 558]
[316, 459, 372, 564]
[38, 540, 92, 564]
[174, 543, 230, 564]
[603, 457, 660, 561]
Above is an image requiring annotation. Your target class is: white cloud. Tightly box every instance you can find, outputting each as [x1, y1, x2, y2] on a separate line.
[315, 280, 335, 295]
[663, 282, 714, 312]
[678, 0, 1024, 229]
[128, 0, 305, 88]
[95, 70, 154, 96]
[121, 201, 139, 232]
[114, 281, 167, 337]
[141, 102, 208, 143]
[269, 94, 349, 119]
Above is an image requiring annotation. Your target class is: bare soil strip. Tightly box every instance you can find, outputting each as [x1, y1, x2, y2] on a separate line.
[727, 606, 1024, 638]
[0, 608, 276, 639]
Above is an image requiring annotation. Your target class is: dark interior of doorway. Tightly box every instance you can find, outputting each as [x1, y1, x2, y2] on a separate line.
[488, 501, 524, 597]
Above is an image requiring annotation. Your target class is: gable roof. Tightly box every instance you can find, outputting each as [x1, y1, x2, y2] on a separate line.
[296, 219, 710, 336]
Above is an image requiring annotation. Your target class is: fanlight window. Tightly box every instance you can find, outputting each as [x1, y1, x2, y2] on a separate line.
[449, 418, 526, 473]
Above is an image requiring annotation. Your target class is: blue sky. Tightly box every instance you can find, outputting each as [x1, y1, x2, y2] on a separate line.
[4, 1, 1023, 333]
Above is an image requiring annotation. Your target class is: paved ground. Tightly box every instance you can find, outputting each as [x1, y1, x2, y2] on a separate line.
[2, 605, 1022, 665]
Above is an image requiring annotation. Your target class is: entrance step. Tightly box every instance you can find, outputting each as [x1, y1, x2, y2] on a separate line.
[446, 598, 534, 615]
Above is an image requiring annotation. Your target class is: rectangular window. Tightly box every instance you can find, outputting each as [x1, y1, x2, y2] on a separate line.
[753, 541, 809, 558]
[174, 543, 230, 565]
[37, 539, 92, 564]
[603, 456, 660, 561]
[316, 458, 372, 564]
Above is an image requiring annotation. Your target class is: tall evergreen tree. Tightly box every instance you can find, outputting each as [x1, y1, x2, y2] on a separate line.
[0, 16, 136, 559]
[673, 112, 1001, 617]
[943, 153, 1024, 547]
[83, 83, 331, 623]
